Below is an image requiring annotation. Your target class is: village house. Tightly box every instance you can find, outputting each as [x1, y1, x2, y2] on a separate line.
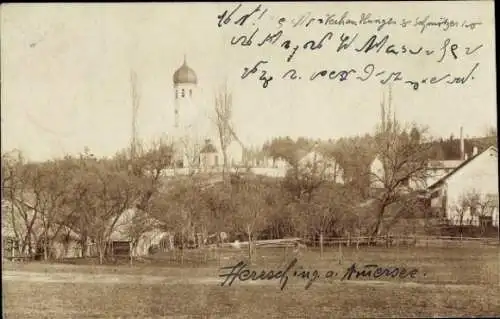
[426, 159, 464, 187]
[107, 207, 174, 257]
[297, 147, 345, 184]
[427, 145, 499, 227]
[1, 199, 83, 260]
[369, 128, 484, 191]
[369, 154, 421, 190]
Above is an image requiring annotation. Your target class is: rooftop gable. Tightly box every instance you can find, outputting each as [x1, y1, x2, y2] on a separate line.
[428, 145, 497, 190]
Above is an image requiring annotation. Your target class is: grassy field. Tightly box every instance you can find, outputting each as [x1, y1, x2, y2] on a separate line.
[3, 245, 500, 318]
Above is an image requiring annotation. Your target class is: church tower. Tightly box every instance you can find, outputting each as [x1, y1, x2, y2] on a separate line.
[173, 55, 198, 132]
[172, 55, 200, 168]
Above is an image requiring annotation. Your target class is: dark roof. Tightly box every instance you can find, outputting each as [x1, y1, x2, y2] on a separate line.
[173, 57, 197, 85]
[428, 145, 497, 190]
[200, 141, 217, 154]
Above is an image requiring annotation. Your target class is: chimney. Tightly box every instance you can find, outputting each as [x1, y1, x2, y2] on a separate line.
[459, 126, 465, 160]
[473, 146, 478, 156]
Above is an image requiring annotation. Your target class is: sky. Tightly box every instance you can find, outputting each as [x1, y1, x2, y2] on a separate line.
[1, 2, 496, 161]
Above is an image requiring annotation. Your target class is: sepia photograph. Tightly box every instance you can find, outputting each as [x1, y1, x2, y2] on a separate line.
[1, 2, 499, 318]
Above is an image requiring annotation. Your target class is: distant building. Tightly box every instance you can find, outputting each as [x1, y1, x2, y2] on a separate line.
[199, 139, 219, 169]
[369, 155, 416, 190]
[1, 199, 82, 259]
[369, 144, 481, 191]
[427, 146, 499, 227]
[108, 208, 173, 257]
[426, 160, 464, 186]
[297, 148, 344, 184]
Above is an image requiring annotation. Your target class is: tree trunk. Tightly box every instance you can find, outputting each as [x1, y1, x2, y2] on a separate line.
[80, 235, 88, 257]
[247, 232, 252, 262]
[129, 241, 133, 266]
[319, 232, 324, 258]
[222, 150, 228, 178]
[98, 240, 107, 265]
[43, 235, 49, 261]
[371, 204, 387, 243]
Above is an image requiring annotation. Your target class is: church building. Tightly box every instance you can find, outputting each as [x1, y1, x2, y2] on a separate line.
[170, 56, 244, 172]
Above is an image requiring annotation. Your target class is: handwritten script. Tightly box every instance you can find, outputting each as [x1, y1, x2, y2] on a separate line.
[219, 258, 422, 290]
[217, 4, 485, 90]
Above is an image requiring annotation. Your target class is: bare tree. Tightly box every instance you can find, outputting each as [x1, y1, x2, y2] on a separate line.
[31, 159, 76, 260]
[230, 176, 275, 262]
[198, 181, 233, 245]
[1, 151, 39, 257]
[452, 191, 478, 236]
[290, 183, 353, 256]
[123, 209, 158, 263]
[367, 90, 434, 240]
[149, 175, 206, 251]
[129, 138, 174, 209]
[176, 135, 204, 174]
[74, 158, 142, 264]
[213, 86, 234, 178]
[461, 190, 499, 235]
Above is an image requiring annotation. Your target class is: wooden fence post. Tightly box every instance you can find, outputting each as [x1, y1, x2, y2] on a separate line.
[347, 232, 351, 247]
[129, 242, 133, 266]
[338, 241, 343, 265]
[320, 233, 324, 258]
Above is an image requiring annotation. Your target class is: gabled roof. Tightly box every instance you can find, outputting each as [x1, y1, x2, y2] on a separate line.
[428, 160, 463, 169]
[428, 145, 497, 190]
[200, 140, 218, 154]
[297, 144, 337, 162]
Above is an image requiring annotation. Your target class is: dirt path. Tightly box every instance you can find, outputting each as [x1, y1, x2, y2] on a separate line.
[2, 270, 220, 285]
[3, 270, 492, 290]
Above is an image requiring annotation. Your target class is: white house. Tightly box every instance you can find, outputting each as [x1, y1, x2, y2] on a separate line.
[369, 155, 417, 189]
[109, 208, 174, 257]
[427, 146, 499, 227]
[297, 149, 344, 184]
[370, 155, 385, 189]
[426, 160, 464, 187]
[370, 156, 468, 191]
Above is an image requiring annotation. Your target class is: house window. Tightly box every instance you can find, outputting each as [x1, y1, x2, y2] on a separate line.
[181, 89, 185, 97]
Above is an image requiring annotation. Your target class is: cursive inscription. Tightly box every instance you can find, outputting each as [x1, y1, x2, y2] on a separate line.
[341, 263, 419, 281]
[219, 258, 298, 290]
[217, 4, 486, 90]
[219, 259, 423, 290]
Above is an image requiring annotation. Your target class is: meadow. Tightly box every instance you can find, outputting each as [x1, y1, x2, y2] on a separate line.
[3, 245, 500, 318]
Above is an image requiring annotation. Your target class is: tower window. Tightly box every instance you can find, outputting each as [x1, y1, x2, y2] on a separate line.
[181, 89, 185, 97]
[175, 90, 178, 99]
[189, 89, 192, 97]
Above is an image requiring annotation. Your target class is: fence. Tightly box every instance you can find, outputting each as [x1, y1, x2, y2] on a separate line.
[4, 235, 498, 265]
[302, 234, 500, 249]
